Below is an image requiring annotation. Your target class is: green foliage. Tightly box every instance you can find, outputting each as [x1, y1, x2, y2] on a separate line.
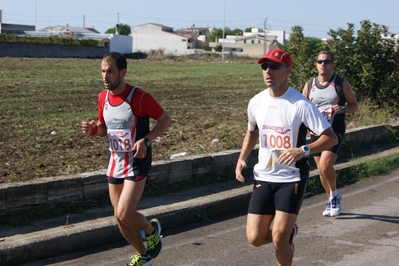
[202, 45, 212, 51]
[124, 52, 148, 59]
[230, 28, 243, 36]
[306, 152, 399, 196]
[209, 27, 242, 42]
[214, 44, 223, 52]
[283, 21, 399, 109]
[0, 252, 12, 266]
[283, 26, 327, 89]
[209, 28, 226, 42]
[0, 33, 99, 46]
[196, 213, 211, 222]
[329, 20, 399, 108]
[105, 23, 131, 35]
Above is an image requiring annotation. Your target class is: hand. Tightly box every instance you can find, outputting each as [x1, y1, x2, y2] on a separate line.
[235, 159, 247, 183]
[133, 138, 148, 158]
[278, 148, 305, 165]
[332, 104, 344, 114]
[82, 120, 97, 136]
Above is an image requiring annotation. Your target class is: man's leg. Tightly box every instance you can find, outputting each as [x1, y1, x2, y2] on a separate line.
[109, 178, 152, 255]
[246, 213, 274, 247]
[272, 211, 298, 266]
[314, 151, 341, 216]
[313, 152, 337, 197]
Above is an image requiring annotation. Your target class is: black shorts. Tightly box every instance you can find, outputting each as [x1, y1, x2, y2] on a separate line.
[248, 179, 308, 215]
[310, 132, 344, 156]
[107, 175, 146, 184]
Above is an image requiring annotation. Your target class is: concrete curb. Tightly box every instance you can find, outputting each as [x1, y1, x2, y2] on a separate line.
[2, 123, 398, 217]
[1, 144, 399, 265]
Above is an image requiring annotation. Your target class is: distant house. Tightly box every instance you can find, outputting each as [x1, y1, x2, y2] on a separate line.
[131, 23, 211, 56]
[209, 32, 282, 57]
[0, 8, 132, 55]
[25, 25, 133, 54]
[0, 9, 35, 34]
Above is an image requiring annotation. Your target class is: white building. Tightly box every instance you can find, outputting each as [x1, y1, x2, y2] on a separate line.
[209, 27, 285, 57]
[131, 23, 212, 56]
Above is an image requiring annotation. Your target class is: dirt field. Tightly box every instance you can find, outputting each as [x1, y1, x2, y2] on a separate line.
[0, 55, 262, 183]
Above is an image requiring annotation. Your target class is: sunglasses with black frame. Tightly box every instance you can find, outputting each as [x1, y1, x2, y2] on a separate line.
[260, 63, 287, 71]
[316, 59, 333, 65]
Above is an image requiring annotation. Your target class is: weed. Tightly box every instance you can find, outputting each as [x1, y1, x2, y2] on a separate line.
[196, 213, 211, 222]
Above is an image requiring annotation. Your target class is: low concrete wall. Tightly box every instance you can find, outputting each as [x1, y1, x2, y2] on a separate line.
[0, 43, 108, 58]
[0, 123, 398, 217]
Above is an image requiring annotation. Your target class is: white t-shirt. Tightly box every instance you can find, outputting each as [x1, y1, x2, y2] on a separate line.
[247, 86, 331, 183]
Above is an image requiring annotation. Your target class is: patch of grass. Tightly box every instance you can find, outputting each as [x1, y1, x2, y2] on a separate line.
[196, 213, 211, 222]
[0, 252, 12, 266]
[306, 152, 399, 196]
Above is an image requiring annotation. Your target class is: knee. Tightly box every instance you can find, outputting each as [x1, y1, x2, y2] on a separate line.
[114, 210, 135, 225]
[114, 211, 124, 224]
[248, 238, 263, 247]
[272, 233, 286, 250]
[247, 232, 268, 247]
[318, 163, 330, 175]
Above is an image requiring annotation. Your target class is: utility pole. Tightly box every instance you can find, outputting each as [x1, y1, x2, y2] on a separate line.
[222, 0, 225, 61]
[263, 17, 267, 55]
[116, 12, 120, 34]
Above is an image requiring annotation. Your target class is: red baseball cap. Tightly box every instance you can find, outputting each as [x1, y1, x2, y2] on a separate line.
[257, 48, 292, 67]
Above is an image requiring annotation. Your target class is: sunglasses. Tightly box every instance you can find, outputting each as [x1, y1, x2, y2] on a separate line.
[260, 63, 287, 71]
[316, 59, 333, 65]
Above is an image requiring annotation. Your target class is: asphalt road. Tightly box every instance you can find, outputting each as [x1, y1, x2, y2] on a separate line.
[21, 169, 399, 266]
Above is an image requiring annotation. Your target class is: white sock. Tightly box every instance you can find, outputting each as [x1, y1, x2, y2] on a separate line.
[331, 190, 339, 197]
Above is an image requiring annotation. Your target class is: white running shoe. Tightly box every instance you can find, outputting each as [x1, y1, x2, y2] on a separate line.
[330, 193, 342, 217]
[322, 201, 331, 216]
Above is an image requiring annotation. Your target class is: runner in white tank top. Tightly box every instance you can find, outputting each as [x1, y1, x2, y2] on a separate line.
[82, 52, 171, 266]
[302, 50, 358, 217]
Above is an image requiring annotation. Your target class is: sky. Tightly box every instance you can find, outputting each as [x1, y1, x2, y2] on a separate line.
[1, 0, 399, 39]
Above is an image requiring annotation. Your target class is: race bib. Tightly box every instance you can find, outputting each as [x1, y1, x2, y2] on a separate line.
[107, 129, 133, 152]
[258, 125, 293, 169]
[260, 125, 294, 149]
[311, 104, 333, 136]
[317, 104, 333, 123]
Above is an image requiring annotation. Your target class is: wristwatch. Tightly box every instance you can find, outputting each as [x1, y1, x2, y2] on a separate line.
[342, 106, 348, 113]
[142, 137, 151, 147]
[301, 145, 310, 157]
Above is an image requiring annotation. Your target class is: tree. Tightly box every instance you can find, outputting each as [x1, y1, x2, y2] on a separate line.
[283, 25, 326, 89]
[209, 27, 230, 42]
[209, 27, 244, 42]
[284, 21, 399, 109]
[105, 23, 131, 36]
[214, 44, 223, 52]
[230, 28, 243, 36]
[328, 20, 399, 107]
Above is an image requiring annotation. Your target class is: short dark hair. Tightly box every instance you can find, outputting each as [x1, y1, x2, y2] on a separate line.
[317, 50, 335, 62]
[103, 52, 127, 71]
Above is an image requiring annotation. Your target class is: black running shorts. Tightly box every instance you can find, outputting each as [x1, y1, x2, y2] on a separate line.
[107, 175, 147, 184]
[248, 179, 308, 215]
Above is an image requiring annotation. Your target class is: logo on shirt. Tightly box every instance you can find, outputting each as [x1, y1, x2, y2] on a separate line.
[107, 118, 128, 128]
[262, 125, 291, 135]
[108, 130, 129, 137]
